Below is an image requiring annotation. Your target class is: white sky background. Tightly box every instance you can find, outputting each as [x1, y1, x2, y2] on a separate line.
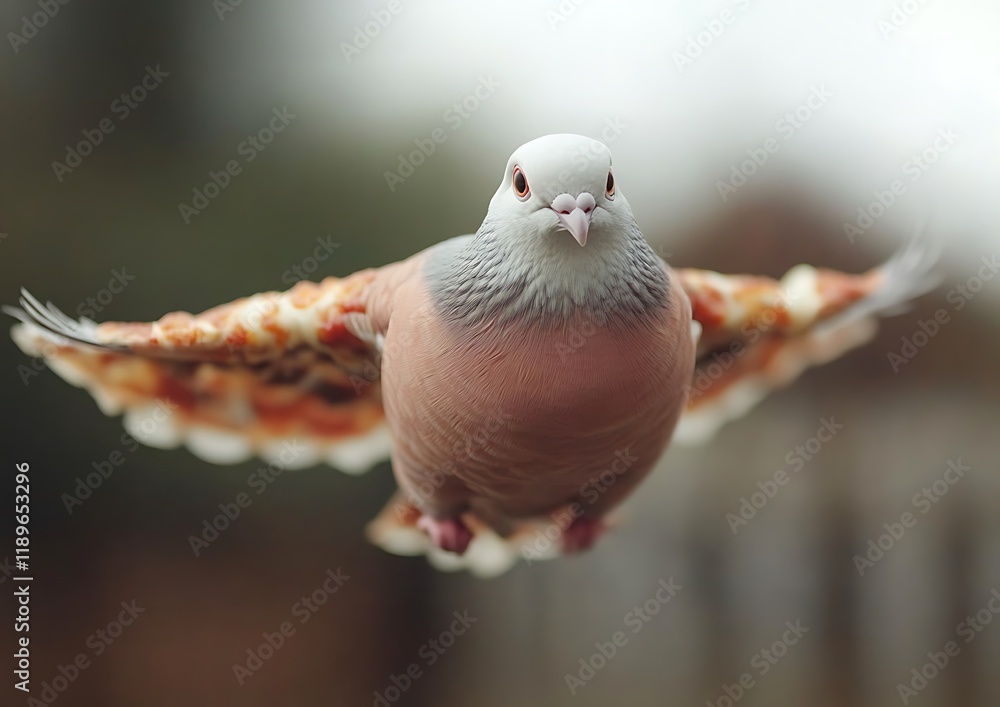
[202, 0, 1000, 259]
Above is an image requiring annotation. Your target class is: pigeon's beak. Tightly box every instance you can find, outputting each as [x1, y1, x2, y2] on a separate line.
[550, 192, 596, 247]
[556, 209, 592, 247]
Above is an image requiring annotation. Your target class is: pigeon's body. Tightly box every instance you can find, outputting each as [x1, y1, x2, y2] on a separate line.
[375, 235, 693, 527]
[7, 134, 940, 575]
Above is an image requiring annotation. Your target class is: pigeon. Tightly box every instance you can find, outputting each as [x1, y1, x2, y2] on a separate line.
[7, 134, 939, 576]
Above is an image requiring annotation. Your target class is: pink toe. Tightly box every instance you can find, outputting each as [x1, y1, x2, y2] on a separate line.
[561, 517, 604, 554]
[417, 515, 473, 555]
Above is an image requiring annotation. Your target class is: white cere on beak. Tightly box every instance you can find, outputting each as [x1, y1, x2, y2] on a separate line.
[550, 192, 596, 247]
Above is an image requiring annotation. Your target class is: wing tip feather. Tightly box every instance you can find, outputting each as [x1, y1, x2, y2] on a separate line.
[6, 290, 124, 351]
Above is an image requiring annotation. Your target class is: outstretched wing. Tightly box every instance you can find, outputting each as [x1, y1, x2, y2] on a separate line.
[7, 271, 391, 473]
[674, 235, 941, 443]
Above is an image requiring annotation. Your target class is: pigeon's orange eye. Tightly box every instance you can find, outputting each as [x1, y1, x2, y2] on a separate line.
[606, 170, 615, 199]
[512, 166, 529, 199]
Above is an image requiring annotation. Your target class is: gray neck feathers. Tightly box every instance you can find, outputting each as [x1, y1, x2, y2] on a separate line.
[424, 215, 670, 326]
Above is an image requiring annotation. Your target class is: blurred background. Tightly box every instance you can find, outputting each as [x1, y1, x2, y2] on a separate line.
[1, 0, 999, 705]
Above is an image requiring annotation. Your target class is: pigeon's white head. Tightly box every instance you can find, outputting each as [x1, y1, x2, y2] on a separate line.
[488, 133, 628, 248]
[427, 133, 665, 324]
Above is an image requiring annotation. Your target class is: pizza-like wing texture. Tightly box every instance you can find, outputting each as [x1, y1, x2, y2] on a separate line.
[7, 272, 390, 473]
[674, 236, 940, 443]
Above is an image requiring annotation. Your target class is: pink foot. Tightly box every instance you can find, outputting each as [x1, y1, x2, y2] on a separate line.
[417, 515, 473, 555]
[561, 517, 604, 554]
